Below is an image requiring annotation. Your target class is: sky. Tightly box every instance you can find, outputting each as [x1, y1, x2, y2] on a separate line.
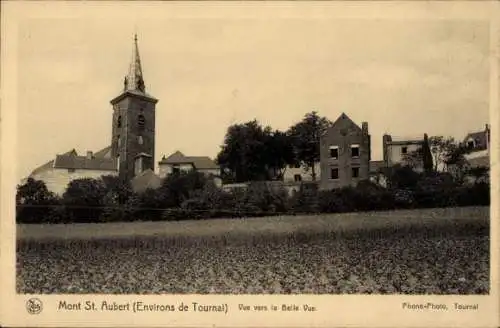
[10, 2, 493, 181]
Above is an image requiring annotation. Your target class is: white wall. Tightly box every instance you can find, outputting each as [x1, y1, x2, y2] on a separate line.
[283, 162, 321, 182]
[387, 144, 421, 166]
[158, 163, 194, 178]
[30, 168, 118, 195]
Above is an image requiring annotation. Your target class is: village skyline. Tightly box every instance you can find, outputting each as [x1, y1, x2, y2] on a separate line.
[15, 4, 491, 182]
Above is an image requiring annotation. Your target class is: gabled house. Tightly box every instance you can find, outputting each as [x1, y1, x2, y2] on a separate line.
[158, 151, 222, 186]
[462, 124, 490, 167]
[319, 113, 371, 190]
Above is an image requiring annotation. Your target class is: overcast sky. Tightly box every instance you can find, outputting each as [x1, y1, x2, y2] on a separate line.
[10, 2, 493, 181]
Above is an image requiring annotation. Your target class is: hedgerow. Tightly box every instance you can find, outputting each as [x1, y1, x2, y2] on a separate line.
[16, 167, 491, 224]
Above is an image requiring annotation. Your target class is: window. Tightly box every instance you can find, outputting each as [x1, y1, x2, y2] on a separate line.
[401, 146, 407, 154]
[467, 140, 475, 149]
[117, 116, 122, 128]
[352, 167, 360, 178]
[138, 136, 143, 145]
[138, 114, 145, 130]
[329, 146, 339, 159]
[134, 157, 143, 176]
[172, 165, 180, 174]
[330, 168, 339, 180]
[294, 174, 302, 182]
[351, 145, 360, 158]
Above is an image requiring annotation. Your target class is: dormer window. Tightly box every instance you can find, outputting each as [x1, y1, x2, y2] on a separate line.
[138, 114, 145, 130]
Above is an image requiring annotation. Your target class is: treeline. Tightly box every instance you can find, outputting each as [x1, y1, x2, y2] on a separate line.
[16, 165, 489, 224]
[216, 111, 332, 183]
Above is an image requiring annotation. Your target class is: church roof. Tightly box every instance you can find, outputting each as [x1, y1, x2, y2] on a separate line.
[159, 151, 219, 170]
[124, 34, 145, 93]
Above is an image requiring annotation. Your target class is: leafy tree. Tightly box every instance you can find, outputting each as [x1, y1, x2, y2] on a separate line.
[159, 170, 209, 207]
[62, 178, 108, 221]
[101, 175, 134, 205]
[16, 178, 61, 223]
[429, 136, 461, 172]
[263, 130, 295, 180]
[217, 120, 293, 182]
[381, 164, 421, 190]
[287, 111, 332, 181]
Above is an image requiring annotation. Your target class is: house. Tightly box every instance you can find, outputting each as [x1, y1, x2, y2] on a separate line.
[26, 147, 118, 195]
[460, 124, 490, 184]
[382, 134, 426, 171]
[158, 151, 222, 187]
[282, 162, 321, 183]
[319, 113, 370, 190]
[462, 124, 490, 167]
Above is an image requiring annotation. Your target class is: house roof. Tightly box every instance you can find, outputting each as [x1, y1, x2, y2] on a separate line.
[463, 130, 488, 151]
[54, 152, 117, 171]
[159, 150, 220, 170]
[131, 169, 162, 193]
[29, 149, 77, 177]
[93, 145, 112, 158]
[327, 113, 361, 135]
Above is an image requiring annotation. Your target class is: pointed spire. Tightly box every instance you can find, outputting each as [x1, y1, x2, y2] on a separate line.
[124, 33, 145, 93]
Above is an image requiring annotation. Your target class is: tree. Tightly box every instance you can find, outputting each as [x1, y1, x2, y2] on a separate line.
[429, 136, 461, 172]
[217, 120, 293, 182]
[16, 178, 61, 223]
[287, 111, 333, 181]
[101, 174, 134, 205]
[422, 133, 434, 173]
[62, 178, 108, 221]
[263, 130, 295, 180]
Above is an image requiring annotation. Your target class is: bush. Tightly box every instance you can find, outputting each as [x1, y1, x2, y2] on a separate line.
[289, 182, 319, 214]
[16, 178, 63, 224]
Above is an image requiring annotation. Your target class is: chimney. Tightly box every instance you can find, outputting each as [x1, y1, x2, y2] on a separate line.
[361, 122, 368, 134]
[86, 151, 93, 160]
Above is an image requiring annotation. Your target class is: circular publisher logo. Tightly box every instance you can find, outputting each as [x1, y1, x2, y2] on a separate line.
[26, 298, 43, 315]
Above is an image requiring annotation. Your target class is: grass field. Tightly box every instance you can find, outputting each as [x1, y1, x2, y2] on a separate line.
[16, 206, 490, 294]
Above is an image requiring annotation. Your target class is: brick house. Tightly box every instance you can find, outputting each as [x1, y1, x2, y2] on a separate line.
[319, 113, 370, 190]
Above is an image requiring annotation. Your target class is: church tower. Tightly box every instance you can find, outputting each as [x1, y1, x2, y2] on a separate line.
[110, 34, 158, 181]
